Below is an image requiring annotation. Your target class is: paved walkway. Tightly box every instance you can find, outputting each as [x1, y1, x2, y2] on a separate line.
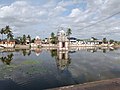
[49, 78, 120, 90]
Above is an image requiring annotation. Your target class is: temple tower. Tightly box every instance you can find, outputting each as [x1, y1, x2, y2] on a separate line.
[57, 30, 69, 51]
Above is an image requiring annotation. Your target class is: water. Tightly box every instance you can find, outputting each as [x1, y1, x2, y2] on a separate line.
[0, 47, 120, 90]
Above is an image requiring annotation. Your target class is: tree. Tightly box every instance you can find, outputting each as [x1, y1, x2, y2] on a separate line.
[31, 38, 35, 43]
[23, 34, 26, 44]
[103, 38, 107, 44]
[51, 32, 55, 38]
[91, 37, 98, 40]
[66, 28, 72, 37]
[2, 25, 14, 40]
[4, 25, 11, 34]
[7, 32, 13, 40]
[27, 35, 31, 43]
[51, 32, 57, 44]
[0, 28, 4, 40]
[109, 39, 114, 44]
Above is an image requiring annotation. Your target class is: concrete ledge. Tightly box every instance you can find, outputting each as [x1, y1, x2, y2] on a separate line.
[15, 45, 30, 49]
[49, 78, 120, 90]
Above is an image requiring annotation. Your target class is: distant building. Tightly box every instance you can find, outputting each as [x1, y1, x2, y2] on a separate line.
[68, 37, 77, 45]
[57, 30, 69, 50]
[0, 40, 16, 48]
[34, 36, 41, 46]
[26, 38, 30, 45]
[31, 36, 41, 47]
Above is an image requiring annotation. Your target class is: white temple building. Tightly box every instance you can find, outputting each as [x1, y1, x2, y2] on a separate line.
[57, 30, 69, 51]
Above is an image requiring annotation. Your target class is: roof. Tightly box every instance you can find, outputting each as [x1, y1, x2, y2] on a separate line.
[68, 37, 77, 40]
[35, 36, 40, 40]
[0, 39, 16, 42]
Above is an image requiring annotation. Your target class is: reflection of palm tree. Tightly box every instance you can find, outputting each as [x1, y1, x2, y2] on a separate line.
[50, 49, 57, 57]
[7, 53, 13, 60]
[28, 50, 31, 56]
[103, 49, 106, 53]
[22, 49, 27, 56]
[1, 57, 6, 64]
[0, 53, 14, 65]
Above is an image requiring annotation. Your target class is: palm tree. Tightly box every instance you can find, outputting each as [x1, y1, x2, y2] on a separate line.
[103, 38, 107, 44]
[4, 25, 13, 40]
[27, 35, 31, 43]
[4, 25, 11, 34]
[7, 32, 13, 40]
[51, 32, 55, 38]
[23, 34, 26, 45]
[0, 28, 4, 40]
[66, 28, 72, 37]
[50, 32, 57, 44]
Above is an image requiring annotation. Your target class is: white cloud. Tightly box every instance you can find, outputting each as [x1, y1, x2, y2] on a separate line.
[68, 8, 81, 17]
[0, 0, 120, 40]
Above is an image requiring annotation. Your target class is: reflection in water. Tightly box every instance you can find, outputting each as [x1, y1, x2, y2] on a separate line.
[22, 49, 31, 56]
[70, 47, 115, 53]
[50, 49, 57, 57]
[56, 50, 71, 71]
[0, 53, 14, 65]
[31, 48, 42, 56]
[0, 47, 119, 90]
[50, 49, 71, 71]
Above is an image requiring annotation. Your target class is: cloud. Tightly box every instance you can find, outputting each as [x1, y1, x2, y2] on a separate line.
[0, 0, 120, 40]
[68, 8, 81, 17]
[0, 1, 47, 27]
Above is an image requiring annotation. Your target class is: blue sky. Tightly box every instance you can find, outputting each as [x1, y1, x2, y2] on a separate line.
[0, 0, 120, 40]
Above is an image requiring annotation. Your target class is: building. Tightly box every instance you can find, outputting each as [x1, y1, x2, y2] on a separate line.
[68, 37, 77, 45]
[57, 30, 69, 50]
[26, 38, 30, 45]
[0, 40, 16, 48]
[34, 36, 41, 46]
[31, 36, 41, 48]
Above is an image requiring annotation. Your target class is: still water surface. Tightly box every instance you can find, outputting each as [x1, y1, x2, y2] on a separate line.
[0, 47, 120, 90]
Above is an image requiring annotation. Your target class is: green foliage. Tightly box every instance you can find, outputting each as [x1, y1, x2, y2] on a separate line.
[102, 38, 107, 43]
[0, 25, 14, 40]
[91, 37, 98, 40]
[51, 36, 58, 44]
[66, 28, 72, 36]
[0, 28, 4, 40]
[51, 32, 55, 38]
[23, 34, 26, 44]
[31, 38, 35, 43]
[27, 35, 31, 42]
[0, 53, 14, 65]
[50, 32, 57, 44]
[109, 39, 114, 44]
[50, 49, 57, 57]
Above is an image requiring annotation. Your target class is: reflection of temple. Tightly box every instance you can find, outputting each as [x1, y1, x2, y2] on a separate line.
[56, 50, 71, 71]
[35, 48, 42, 56]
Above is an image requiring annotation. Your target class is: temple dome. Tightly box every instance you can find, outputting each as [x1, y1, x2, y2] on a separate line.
[35, 36, 40, 40]
[57, 30, 66, 36]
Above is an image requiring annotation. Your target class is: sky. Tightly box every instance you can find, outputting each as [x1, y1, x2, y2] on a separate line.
[0, 0, 120, 40]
